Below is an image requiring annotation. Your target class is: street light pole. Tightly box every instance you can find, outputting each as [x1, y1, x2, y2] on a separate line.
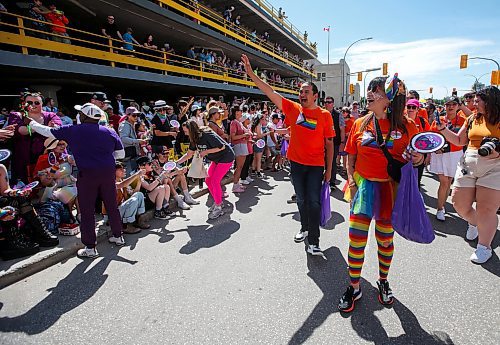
[469, 57, 500, 70]
[465, 73, 490, 90]
[341, 37, 373, 106]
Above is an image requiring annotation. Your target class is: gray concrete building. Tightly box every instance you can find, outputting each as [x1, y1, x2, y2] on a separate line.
[313, 59, 361, 107]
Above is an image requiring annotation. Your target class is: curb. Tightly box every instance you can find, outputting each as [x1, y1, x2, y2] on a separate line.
[0, 174, 234, 289]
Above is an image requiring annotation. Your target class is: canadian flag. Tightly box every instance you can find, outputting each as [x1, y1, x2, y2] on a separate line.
[323, 27, 330, 32]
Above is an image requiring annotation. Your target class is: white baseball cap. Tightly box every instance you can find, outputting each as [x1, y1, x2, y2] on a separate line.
[74, 103, 105, 120]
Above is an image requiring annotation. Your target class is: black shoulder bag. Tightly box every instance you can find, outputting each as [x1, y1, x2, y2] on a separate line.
[373, 116, 405, 182]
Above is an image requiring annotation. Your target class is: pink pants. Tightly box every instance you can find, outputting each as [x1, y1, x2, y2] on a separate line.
[206, 161, 233, 205]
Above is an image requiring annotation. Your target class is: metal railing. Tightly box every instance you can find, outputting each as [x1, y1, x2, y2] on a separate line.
[0, 12, 299, 95]
[250, 0, 317, 53]
[156, 0, 314, 76]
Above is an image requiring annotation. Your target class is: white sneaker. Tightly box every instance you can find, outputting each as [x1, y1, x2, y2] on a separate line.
[466, 224, 478, 241]
[307, 244, 323, 256]
[108, 236, 125, 246]
[184, 194, 200, 205]
[436, 209, 446, 221]
[232, 184, 245, 193]
[294, 230, 308, 243]
[77, 247, 99, 258]
[175, 195, 191, 210]
[470, 244, 492, 264]
[240, 179, 250, 185]
[246, 176, 254, 183]
[208, 205, 224, 219]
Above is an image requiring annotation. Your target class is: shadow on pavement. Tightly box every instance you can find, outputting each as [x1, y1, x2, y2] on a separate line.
[0, 250, 136, 335]
[287, 246, 455, 345]
[322, 211, 345, 230]
[169, 219, 240, 255]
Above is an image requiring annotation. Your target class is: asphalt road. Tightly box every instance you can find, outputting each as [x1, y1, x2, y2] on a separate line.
[0, 169, 498, 345]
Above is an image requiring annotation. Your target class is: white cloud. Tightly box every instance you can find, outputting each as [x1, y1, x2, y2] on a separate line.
[320, 37, 497, 98]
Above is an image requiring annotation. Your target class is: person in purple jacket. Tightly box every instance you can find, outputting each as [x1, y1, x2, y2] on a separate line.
[8, 92, 61, 183]
[25, 103, 125, 258]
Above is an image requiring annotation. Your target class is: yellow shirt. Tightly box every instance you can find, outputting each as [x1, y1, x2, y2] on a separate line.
[467, 115, 500, 150]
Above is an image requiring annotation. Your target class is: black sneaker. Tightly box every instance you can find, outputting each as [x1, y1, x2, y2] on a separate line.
[306, 244, 323, 256]
[154, 210, 167, 220]
[294, 230, 308, 243]
[256, 171, 263, 178]
[338, 286, 362, 313]
[377, 280, 394, 305]
[163, 208, 175, 217]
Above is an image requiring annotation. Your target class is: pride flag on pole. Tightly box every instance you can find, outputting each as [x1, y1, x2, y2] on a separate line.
[323, 27, 330, 32]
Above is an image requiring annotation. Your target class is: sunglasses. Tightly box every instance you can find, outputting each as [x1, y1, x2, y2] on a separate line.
[464, 95, 474, 99]
[324, 101, 333, 104]
[406, 105, 417, 110]
[158, 151, 169, 155]
[130, 114, 138, 117]
[26, 101, 41, 106]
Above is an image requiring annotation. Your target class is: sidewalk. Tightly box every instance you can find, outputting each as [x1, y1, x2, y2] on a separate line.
[0, 173, 234, 289]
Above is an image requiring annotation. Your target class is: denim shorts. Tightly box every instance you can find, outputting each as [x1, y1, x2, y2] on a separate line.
[232, 143, 249, 156]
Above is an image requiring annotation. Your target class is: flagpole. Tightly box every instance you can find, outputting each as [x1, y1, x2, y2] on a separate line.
[327, 25, 330, 64]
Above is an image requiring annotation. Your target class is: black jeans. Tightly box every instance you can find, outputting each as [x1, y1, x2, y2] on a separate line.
[330, 144, 340, 186]
[241, 154, 253, 181]
[290, 161, 324, 246]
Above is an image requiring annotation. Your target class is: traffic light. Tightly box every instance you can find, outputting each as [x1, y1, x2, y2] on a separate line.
[460, 55, 468, 69]
[429, 87, 433, 94]
[357, 72, 362, 81]
[491, 70, 499, 86]
[349, 84, 355, 95]
[382, 63, 388, 75]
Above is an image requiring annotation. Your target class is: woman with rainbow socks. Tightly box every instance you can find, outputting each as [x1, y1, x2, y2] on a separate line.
[338, 75, 423, 313]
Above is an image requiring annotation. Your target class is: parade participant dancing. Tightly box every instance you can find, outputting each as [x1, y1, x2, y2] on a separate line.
[241, 54, 334, 255]
[429, 96, 466, 221]
[24, 103, 125, 258]
[436, 86, 500, 264]
[338, 75, 422, 312]
[176, 120, 235, 219]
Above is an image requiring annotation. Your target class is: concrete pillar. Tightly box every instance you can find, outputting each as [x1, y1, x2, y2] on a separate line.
[29, 84, 62, 107]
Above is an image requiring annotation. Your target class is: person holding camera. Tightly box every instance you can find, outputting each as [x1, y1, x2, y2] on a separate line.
[436, 86, 500, 264]
[429, 96, 467, 221]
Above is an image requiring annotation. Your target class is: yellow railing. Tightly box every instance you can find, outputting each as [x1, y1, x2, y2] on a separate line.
[0, 12, 299, 95]
[250, 0, 317, 53]
[156, 0, 314, 76]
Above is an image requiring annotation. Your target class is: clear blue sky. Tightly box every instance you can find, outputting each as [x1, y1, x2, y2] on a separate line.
[271, 0, 500, 99]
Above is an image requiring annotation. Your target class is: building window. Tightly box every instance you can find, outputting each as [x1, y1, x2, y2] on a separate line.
[316, 72, 326, 81]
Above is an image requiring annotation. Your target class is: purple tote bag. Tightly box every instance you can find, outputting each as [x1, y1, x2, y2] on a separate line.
[320, 181, 331, 227]
[391, 162, 435, 243]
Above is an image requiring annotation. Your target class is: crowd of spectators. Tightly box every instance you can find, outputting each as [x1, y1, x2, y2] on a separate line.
[0, 88, 291, 260]
[217, 4, 312, 69]
[0, 1, 303, 90]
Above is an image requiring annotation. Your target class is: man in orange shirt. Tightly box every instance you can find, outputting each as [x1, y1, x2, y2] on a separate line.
[241, 54, 334, 255]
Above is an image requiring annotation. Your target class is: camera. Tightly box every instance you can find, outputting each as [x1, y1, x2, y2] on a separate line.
[478, 137, 499, 157]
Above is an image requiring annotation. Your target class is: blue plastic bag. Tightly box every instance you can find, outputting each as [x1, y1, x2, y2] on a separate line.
[391, 162, 435, 243]
[320, 181, 331, 227]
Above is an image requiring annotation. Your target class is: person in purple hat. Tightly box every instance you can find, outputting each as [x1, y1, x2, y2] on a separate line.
[24, 103, 125, 258]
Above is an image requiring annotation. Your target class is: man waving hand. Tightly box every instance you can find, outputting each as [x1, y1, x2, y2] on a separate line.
[241, 54, 334, 255]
